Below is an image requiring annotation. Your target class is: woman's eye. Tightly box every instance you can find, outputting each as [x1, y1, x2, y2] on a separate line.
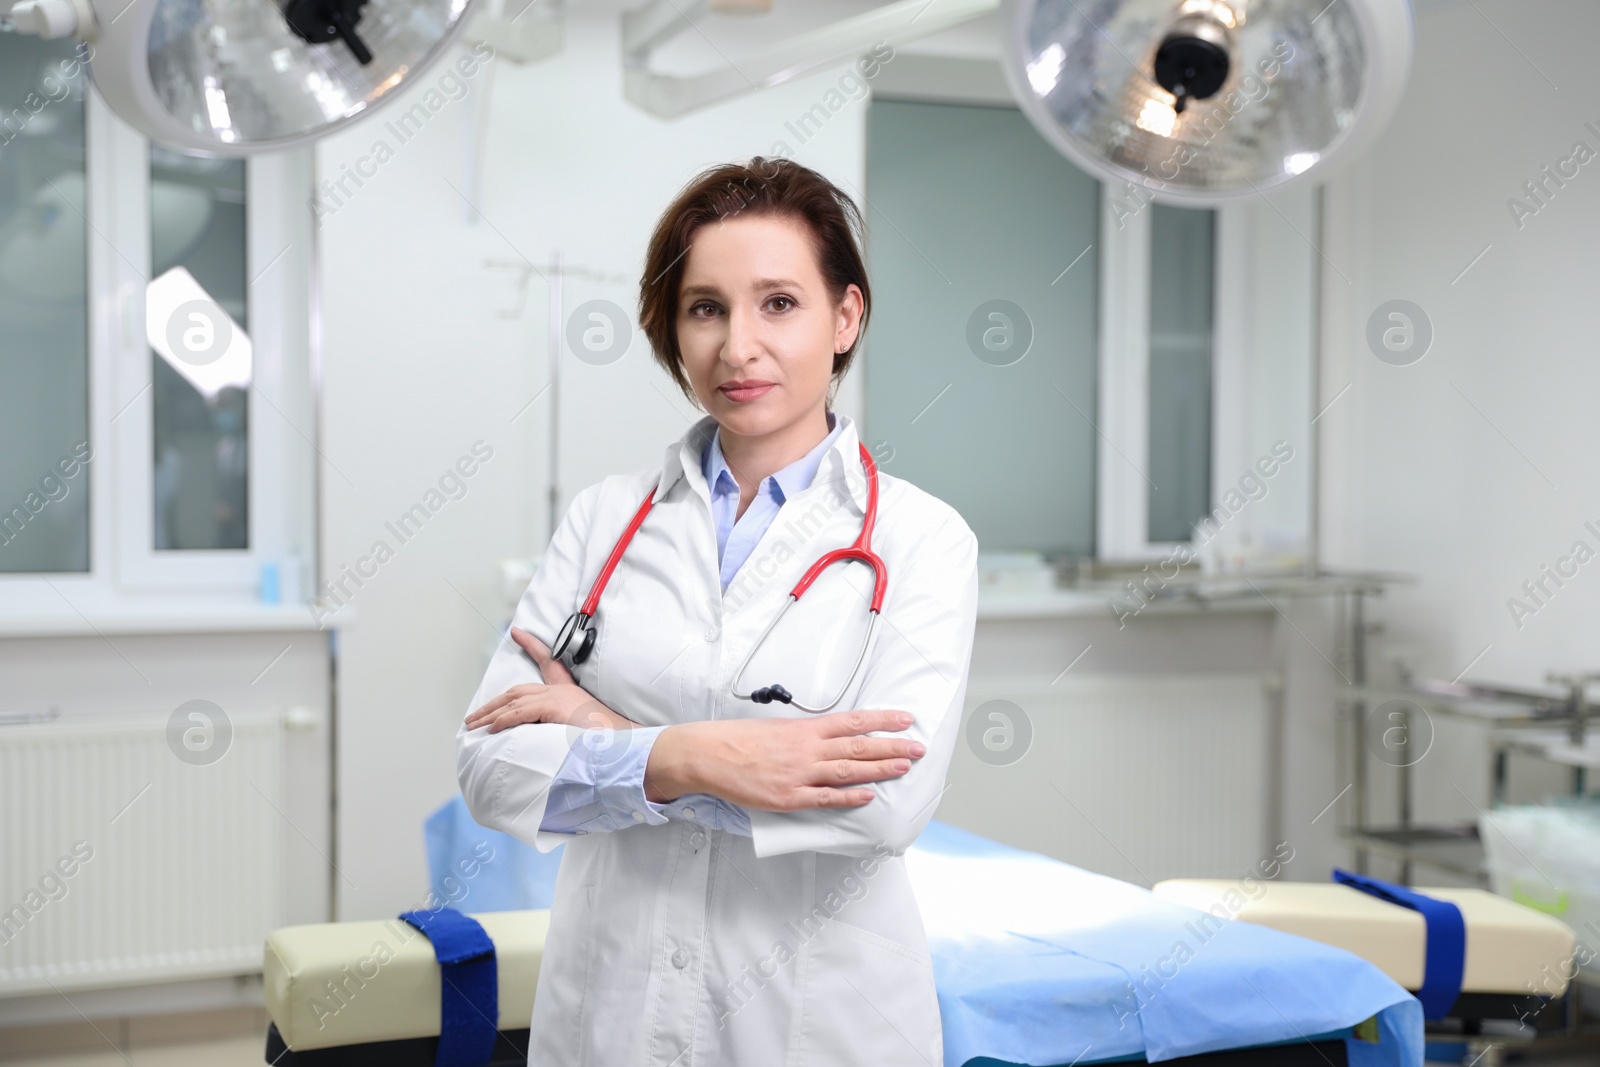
[767, 295, 795, 312]
[688, 301, 720, 318]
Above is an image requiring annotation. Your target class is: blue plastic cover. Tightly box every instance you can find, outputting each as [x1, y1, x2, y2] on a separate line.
[910, 821, 1423, 1066]
[424, 797, 1423, 1066]
[424, 793, 563, 913]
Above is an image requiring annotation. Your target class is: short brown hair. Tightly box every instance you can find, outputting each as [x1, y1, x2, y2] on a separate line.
[638, 157, 872, 401]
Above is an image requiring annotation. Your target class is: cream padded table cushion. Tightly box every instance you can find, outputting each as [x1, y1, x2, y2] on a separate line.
[1151, 880, 1575, 996]
[264, 909, 550, 1052]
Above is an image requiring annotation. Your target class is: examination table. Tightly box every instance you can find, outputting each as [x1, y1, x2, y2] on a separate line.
[259, 818, 1569, 1066]
[1153, 877, 1579, 1035]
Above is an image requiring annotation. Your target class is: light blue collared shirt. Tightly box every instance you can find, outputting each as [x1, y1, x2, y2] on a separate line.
[538, 414, 842, 837]
[705, 414, 843, 592]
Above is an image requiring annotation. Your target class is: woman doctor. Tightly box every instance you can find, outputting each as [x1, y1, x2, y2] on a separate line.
[456, 157, 979, 1067]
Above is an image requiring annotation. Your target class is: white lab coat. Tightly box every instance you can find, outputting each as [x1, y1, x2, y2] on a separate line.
[456, 412, 979, 1067]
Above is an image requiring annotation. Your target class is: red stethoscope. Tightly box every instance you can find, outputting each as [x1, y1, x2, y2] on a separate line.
[550, 442, 886, 713]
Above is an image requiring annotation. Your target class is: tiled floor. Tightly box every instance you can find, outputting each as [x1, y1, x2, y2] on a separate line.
[4, 1019, 1599, 1066]
[2, 1034, 263, 1067]
[0, 1009, 267, 1067]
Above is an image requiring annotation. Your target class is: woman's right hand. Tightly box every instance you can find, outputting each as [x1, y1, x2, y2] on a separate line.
[643, 710, 926, 810]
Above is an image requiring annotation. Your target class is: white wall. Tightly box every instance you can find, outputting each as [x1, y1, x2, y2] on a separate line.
[1319, 0, 1600, 830]
[314, 5, 870, 919]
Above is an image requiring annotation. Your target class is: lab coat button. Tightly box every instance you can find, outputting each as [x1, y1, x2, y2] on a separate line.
[671, 947, 689, 970]
[631, 810, 645, 823]
[682, 805, 696, 820]
[690, 831, 706, 848]
[703, 626, 719, 642]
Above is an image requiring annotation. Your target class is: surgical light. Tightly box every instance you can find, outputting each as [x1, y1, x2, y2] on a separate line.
[1, 0, 477, 155]
[998, 0, 1415, 204]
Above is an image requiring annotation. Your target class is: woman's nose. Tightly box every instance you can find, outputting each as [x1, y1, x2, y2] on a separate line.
[722, 306, 762, 367]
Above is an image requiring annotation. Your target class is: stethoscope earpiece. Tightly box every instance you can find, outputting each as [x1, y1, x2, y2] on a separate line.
[750, 684, 793, 706]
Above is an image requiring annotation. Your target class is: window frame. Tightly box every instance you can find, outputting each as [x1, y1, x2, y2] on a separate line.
[0, 80, 315, 613]
[1096, 197, 1249, 561]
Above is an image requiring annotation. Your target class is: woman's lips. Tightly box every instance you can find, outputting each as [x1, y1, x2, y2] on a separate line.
[718, 380, 775, 403]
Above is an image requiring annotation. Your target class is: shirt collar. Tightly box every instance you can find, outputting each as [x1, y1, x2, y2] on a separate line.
[702, 412, 841, 505]
[658, 411, 870, 513]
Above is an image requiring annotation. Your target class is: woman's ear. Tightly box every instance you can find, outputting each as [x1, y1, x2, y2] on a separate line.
[834, 283, 865, 354]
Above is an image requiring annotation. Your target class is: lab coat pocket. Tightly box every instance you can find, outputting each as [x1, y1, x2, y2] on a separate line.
[799, 915, 942, 1067]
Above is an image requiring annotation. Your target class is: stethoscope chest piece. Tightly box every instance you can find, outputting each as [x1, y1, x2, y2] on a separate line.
[553, 610, 597, 667]
[551, 488, 660, 672]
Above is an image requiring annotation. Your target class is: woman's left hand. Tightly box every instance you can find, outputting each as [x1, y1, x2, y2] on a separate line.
[464, 627, 641, 733]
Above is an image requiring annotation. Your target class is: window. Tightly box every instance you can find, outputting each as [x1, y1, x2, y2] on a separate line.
[150, 147, 250, 551]
[862, 85, 1304, 565]
[864, 99, 1099, 557]
[0, 34, 91, 574]
[0, 31, 314, 612]
[1146, 204, 1215, 543]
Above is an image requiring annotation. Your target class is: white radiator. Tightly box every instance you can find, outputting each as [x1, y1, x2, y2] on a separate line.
[0, 711, 286, 996]
[939, 672, 1275, 885]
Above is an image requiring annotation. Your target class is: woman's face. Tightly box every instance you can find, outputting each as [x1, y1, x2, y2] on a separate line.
[676, 213, 863, 441]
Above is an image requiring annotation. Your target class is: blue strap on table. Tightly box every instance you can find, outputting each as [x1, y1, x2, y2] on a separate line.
[1332, 869, 1466, 1020]
[398, 907, 499, 1067]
